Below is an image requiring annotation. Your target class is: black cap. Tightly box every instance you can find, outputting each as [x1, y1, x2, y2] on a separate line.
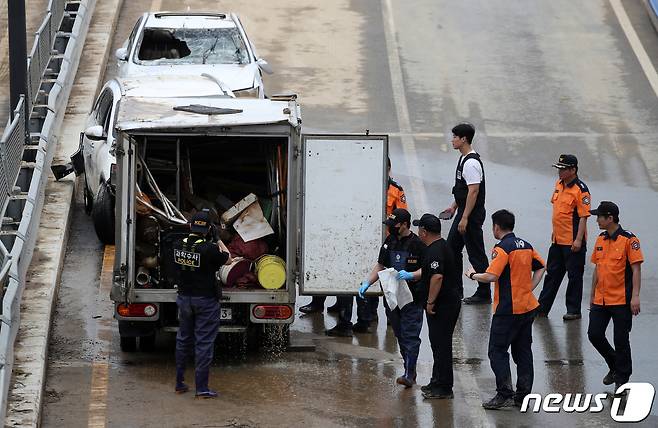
[590, 201, 619, 217]
[190, 211, 211, 234]
[384, 208, 411, 226]
[412, 213, 442, 233]
[552, 154, 578, 169]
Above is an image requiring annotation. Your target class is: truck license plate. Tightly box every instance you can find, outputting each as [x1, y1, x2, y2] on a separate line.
[220, 308, 232, 320]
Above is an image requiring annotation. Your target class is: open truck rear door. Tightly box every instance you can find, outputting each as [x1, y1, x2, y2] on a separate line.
[299, 134, 388, 295]
[112, 132, 137, 303]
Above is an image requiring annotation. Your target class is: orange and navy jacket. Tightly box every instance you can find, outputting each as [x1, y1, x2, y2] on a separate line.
[591, 226, 644, 306]
[550, 178, 591, 245]
[387, 178, 408, 216]
[486, 233, 545, 315]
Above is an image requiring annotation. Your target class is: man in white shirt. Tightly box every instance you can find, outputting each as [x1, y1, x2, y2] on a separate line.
[441, 123, 491, 304]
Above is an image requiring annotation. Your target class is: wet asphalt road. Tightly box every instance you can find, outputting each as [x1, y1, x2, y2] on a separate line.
[42, 0, 658, 426]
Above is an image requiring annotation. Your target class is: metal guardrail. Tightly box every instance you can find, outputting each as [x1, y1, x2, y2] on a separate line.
[0, 100, 26, 193]
[0, 103, 21, 419]
[25, 0, 66, 111]
[0, 98, 26, 243]
[0, 244, 9, 291]
[27, 14, 52, 110]
[0, 0, 77, 423]
[49, 0, 65, 43]
[0, 148, 9, 219]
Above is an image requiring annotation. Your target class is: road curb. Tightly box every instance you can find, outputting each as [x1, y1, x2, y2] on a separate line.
[4, 0, 124, 425]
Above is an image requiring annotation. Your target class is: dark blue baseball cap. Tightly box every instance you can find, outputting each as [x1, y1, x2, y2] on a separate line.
[413, 213, 442, 233]
[384, 208, 411, 226]
[190, 211, 211, 234]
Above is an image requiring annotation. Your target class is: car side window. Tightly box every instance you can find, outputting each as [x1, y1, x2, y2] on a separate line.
[109, 99, 119, 138]
[91, 91, 105, 122]
[96, 90, 113, 134]
[127, 17, 143, 54]
[103, 103, 113, 135]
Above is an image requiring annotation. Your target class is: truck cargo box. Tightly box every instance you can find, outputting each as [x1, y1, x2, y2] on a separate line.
[110, 96, 388, 351]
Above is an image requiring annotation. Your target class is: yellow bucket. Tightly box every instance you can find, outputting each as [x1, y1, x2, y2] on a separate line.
[255, 255, 286, 290]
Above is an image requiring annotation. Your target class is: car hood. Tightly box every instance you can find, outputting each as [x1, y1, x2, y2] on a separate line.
[120, 75, 236, 98]
[119, 62, 259, 91]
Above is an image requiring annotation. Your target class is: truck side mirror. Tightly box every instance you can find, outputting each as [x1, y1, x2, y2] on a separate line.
[256, 58, 273, 75]
[115, 47, 128, 62]
[84, 125, 106, 141]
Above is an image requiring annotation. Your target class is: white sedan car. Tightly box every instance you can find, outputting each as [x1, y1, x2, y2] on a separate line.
[75, 74, 235, 244]
[115, 12, 272, 98]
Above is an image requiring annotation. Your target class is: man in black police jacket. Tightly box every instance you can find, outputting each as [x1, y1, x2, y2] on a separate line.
[354, 208, 426, 386]
[173, 211, 232, 398]
[414, 213, 461, 399]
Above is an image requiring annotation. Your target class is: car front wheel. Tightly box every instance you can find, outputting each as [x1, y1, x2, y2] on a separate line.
[91, 181, 115, 244]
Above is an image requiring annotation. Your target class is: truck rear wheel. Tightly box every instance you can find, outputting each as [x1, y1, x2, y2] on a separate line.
[92, 181, 115, 244]
[139, 334, 156, 352]
[120, 336, 137, 352]
[246, 324, 263, 352]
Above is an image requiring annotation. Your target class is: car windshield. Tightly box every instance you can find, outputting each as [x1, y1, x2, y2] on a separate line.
[136, 27, 250, 65]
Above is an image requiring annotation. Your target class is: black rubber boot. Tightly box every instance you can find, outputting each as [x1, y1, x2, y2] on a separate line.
[325, 324, 353, 337]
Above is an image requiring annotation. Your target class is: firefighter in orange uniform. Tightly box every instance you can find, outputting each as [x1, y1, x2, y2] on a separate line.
[377, 157, 409, 321]
[537, 154, 591, 320]
[387, 157, 408, 216]
[587, 201, 643, 393]
[466, 209, 546, 409]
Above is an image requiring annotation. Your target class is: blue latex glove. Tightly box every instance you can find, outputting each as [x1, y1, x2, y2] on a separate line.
[398, 270, 414, 281]
[358, 281, 370, 299]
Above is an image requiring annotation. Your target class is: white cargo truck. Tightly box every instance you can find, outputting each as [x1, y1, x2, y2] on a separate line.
[108, 94, 389, 351]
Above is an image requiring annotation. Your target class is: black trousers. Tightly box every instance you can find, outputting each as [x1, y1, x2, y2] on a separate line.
[447, 206, 488, 298]
[386, 300, 424, 361]
[308, 295, 377, 316]
[308, 296, 327, 307]
[336, 295, 375, 327]
[369, 296, 379, 317]
[426, 303, 461, 391]
[488, 310, 535, 400]
[538, 243, 586, 315]
[587, 304, 633, 384]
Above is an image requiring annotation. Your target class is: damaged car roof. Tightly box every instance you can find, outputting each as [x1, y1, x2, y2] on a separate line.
[144, 13, 237, 30]
[116, 97, 299, 131]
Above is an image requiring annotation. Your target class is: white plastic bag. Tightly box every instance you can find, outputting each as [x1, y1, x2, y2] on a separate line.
[377, 268, 413, 310]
